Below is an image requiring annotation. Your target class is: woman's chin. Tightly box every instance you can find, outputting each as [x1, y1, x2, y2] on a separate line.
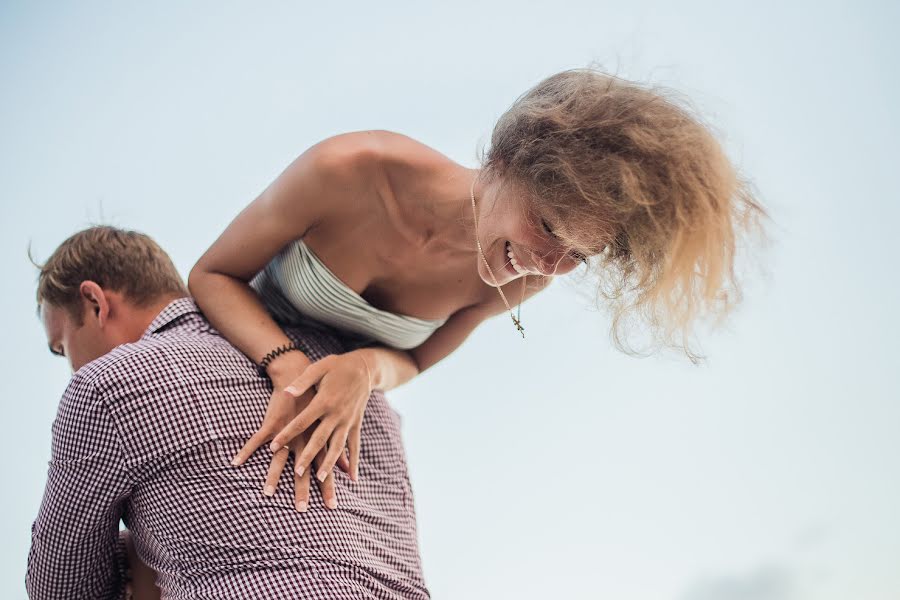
[478, 262, 516, 287]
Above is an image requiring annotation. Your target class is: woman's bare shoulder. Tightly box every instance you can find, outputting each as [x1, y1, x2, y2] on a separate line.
[368, 130, 456, 170]
[326, 129, 444, 201]
[289, 129, 437, 191]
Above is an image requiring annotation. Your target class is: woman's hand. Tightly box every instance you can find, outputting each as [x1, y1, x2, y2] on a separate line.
[230, 372, 351, 509]
[267, 430, 342, 511]
[268, 351, 372, 484]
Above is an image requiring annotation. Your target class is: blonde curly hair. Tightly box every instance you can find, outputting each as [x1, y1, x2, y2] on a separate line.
[477, 66, 771, 363]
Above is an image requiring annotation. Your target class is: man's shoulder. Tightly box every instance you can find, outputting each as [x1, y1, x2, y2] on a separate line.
[71, 328, 256, 405]
[64, 342, 158, 401]
[65, 329, 266, 469]
[77, 335, 207, 380]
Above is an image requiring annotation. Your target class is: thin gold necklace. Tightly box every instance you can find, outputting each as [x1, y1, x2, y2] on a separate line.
[470, 175, 526, 338]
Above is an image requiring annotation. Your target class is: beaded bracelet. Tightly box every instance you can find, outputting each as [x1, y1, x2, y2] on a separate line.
[257, 342, 302, 377]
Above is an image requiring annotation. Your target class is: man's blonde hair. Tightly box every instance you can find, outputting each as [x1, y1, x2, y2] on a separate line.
[30, 225, 189, 325]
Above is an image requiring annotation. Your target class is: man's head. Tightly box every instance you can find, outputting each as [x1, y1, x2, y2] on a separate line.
[31, 225, 189, 372]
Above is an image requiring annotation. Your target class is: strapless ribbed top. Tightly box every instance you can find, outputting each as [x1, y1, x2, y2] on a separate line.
[250, 239, 448, 350]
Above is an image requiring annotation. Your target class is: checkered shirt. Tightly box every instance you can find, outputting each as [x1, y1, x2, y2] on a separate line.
[26, 297, 430, 599]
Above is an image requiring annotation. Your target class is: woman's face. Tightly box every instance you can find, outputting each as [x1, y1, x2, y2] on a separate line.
[474, 176, 585, 287]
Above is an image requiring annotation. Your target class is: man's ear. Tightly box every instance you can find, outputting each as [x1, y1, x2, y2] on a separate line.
[78, 281, 111, 327]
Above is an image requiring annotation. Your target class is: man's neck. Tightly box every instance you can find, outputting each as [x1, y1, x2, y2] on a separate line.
[124, 294, 189, 341]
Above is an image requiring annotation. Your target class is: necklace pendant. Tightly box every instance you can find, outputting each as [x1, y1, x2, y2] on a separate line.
[512, 315, 525, 338]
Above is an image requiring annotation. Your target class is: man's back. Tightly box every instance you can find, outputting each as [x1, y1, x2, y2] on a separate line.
[27, 298, 429, 600]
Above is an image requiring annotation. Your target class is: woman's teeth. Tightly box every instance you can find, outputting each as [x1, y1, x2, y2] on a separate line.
[506, 241, 528, 275]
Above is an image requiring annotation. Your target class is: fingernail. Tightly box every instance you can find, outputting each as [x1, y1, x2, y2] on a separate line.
[326, 497, 337, 509]
[317, 470, 328, 482]
[269, 441, 282, 452]
[284, 386, 300, 395]
[295, 465, 304, 477]
[230, 457, 240, 466]
[352, 466, 359, 481]
[296, 501, 308, 512]
[263, 485, 275, 497]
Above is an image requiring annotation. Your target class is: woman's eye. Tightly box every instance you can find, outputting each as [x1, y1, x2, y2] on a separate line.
[541, 219, 556, 237]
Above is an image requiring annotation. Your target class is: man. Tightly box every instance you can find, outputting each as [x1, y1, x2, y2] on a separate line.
[27, 225, 429, 599]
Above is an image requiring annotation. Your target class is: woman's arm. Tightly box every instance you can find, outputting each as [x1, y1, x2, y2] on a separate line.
[355, 275, 554, 392]
[189, 131, 382, 502]
[268, 274, 553, 475]
[353, 304, 496, 392]
[187, 131, 380, 374]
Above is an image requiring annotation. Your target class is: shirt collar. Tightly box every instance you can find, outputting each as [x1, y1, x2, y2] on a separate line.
[140, 296, 203, 340]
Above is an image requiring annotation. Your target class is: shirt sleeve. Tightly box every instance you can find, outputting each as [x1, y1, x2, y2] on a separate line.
[26, 371, 133, 600]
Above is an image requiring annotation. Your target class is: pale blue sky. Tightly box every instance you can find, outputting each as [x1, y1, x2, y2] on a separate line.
[2, 1, 898, 599]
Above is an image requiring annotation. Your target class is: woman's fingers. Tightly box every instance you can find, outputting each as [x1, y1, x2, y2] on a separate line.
[348, 423, 361, 482]
[312, 445, 338, 510]
[282, 360, 326, 400]
[269, 403, 325, 452]
[336, 448, 351, 475]
[263, 447, 290, 496]
[316, 426, 350, 483]
[291, 437, 311, 512]
[293, 419, 336, 478]
[293, 465, 311, 512]
[231, 427, 272, 466]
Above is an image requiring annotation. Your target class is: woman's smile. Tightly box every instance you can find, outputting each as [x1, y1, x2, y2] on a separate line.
[504, 240, 533, 276]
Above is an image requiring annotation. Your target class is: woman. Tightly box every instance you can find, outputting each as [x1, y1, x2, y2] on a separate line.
[188, 66, 768, 509]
